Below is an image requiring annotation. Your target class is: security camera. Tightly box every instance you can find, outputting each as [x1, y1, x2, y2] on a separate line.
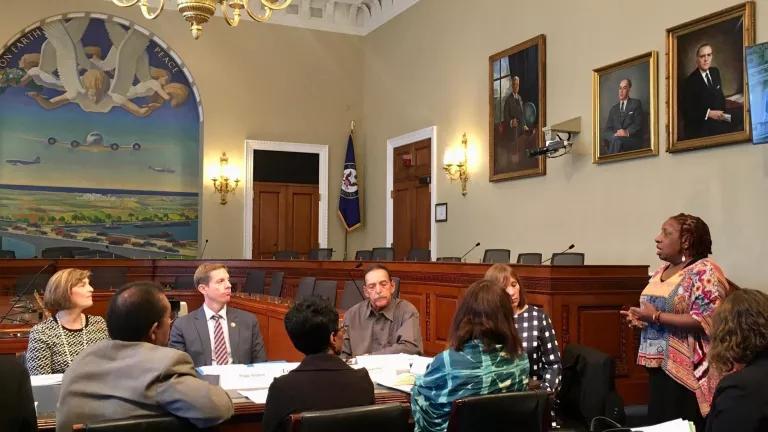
[528, 117, 581, 159]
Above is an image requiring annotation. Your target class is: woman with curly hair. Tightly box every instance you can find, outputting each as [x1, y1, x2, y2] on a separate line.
[706, 289, 768, 432]
[622, 213, 730, 430]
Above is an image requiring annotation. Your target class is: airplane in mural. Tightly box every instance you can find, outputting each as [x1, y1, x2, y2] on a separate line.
[148, 166, 175, 173]
[5, 156, 41, 166]
[18, 18, 189, 116]
[47, 131, 141, 151]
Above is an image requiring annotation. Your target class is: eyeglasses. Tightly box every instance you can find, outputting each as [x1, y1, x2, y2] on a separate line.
[364, 280, 391, 293]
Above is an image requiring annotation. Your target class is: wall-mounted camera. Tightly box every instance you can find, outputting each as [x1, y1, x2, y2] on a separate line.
[527, 117, 581, 158]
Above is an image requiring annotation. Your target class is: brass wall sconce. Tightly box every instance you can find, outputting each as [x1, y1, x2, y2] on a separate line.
[211, 152, 239, 205]
[443, 133, 469, 196]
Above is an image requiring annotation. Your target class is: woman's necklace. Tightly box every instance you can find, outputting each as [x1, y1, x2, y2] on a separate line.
[56, 312, 86, 365]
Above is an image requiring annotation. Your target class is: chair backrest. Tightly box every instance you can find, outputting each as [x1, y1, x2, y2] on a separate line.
[437, 256, 462, 262]
[309, 248, 333, 260]
[340, 280, 365, 309]
[371, 247, 394, 261]
[551, 252, 585, 266]
[89, 267, 128, 290]
[41, 246, 89, 258]
[295, 277, 316, 302]
[15, 271, 54, 297]
[406, 248, 431, 262]
[354, 250, 372, 260]
[448, 391, 550, 432]
[0, 249, 16, 258]
[268, 271, 285, 297]
[391, 276, 401, 299]
[517, 253, 543, 265]
[173, 275, 196, 291]
[482, 249, 510, 263]
[289, 403, 410, 432]
[313, 280, 338, 306]
[274, 250, 300, 260]
[244, 270, 266, 295]
[74, 414, 201, 431]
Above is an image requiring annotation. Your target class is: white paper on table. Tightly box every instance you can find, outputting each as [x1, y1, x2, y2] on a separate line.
[238, 389, 270, 404]
[409, 356, 434, 375]
[632, 419, 695, 432]
[30, 373, 63, 386]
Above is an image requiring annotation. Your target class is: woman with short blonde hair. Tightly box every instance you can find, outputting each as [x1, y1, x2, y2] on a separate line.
[26, 268, 109, 375]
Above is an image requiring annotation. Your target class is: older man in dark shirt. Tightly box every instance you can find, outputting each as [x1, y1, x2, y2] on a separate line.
[341, 264, 422, 359]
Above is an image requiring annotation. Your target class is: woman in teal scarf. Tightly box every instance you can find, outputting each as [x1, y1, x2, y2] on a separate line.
[411, 279, 530, 432]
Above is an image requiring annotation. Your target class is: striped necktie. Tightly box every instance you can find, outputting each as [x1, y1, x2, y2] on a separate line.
[212, 314, 229, 365]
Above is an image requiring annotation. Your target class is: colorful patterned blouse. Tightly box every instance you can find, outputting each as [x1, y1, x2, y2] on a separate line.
[411, 340, 529, 432]
[636, 258, 729, 415]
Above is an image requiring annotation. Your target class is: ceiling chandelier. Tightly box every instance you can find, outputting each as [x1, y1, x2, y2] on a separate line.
[111, 0, 292, 39]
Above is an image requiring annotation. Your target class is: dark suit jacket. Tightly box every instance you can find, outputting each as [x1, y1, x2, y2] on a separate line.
[706, 351, 768, 432]
[262, 353, 375, 432]
[169, 306, 266, 367]
[602, 97, 644, 153]
[0, 356, 37, 432]
[683, 67, 730, 139]
[503, 92, 527, 140]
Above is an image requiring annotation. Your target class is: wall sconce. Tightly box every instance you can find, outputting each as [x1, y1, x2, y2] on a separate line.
[211, 152, 239, 205]
[443, 133, 469, 196]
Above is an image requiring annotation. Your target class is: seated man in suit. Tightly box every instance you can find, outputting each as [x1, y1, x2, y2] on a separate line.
[342, 264, 423, 359]
[169, 263, 266, 366]
[602, 78, 644, 154]
[56, 282, 233, 432]
[263, 296, 375, 432]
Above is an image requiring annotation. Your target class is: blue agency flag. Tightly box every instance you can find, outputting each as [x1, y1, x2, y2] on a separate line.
[338, 134, 361, 231]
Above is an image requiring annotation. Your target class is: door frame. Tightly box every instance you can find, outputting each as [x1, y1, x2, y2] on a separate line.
[243, 140, 328, 259]
[386, 126, 438, 260]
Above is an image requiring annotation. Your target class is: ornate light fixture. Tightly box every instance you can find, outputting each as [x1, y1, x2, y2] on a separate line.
[111, 0, 292, 39]
[443, 133, 469, 196]
[212, 152, 240, 205]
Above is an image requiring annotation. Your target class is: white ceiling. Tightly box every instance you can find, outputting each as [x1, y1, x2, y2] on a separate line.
[106, 0, 420, 36]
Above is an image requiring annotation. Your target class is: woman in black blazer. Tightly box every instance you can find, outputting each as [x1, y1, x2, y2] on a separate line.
[706, 289, 768, 432]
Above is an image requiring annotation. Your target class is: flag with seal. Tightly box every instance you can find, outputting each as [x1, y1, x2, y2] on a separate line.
[338, 134, 361, 231]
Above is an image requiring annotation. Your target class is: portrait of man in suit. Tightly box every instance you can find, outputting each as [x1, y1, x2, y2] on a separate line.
[682, 43, 734, 139]
[602, 78, 644, 154]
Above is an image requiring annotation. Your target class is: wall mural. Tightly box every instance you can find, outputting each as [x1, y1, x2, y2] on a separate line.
[0, 13, 201, 258]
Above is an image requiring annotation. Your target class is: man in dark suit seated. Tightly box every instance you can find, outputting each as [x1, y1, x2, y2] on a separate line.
[602, 78, 644, 154]
[683, 43, 734, 139]
[56, 282, 233, 432]
[169, 263, 266, 366]
[0, 355, 37, 432]
[262, 296, 375, 432]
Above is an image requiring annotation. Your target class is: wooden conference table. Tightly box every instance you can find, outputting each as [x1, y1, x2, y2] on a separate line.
[0, 258, 651, 427]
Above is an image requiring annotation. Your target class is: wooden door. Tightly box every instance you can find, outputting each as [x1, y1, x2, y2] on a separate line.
[392, 139, 431, 260]
[252, 182, 318, 259]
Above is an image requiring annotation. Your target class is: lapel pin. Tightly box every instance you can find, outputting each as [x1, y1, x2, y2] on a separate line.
[231, 322, 236, 328]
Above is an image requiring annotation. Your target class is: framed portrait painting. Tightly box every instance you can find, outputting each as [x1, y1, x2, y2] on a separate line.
[667, 2, 754, 152]
[489, 34, 546, 182]
[592, 52, 659, 163]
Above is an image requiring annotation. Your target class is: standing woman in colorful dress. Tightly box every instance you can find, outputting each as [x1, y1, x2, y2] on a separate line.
[622, 213, 730, 431]
[26, 268, 109, 375]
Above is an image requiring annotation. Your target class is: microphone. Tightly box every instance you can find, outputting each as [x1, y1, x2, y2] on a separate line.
[345, 261, 366, 305]
[541, 244, 575, 264]
[0, 262, 55, 324]
[460, 242, 481, 261]
[199, 239, 209, 259]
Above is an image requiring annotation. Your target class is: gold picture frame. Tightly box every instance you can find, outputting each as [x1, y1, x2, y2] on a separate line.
[666, 2, 754, 152]
[592, 52, 659, 163]
[488, 34, 546, 182]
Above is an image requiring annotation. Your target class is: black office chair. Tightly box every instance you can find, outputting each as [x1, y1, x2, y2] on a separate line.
[517, 253, 543, 265]
[73, 414, 204, 431]
[340, 280, 365, 309]
[354, 250, 372, 260]
[274, 250, 300, 260]
[309, 248, 333, 260]
[371, 247, 394, 261]
[243, 270, 266, 295]
[406, 248, 431, 262]
[550, 252, 585, 266]
[173, 275, 196, 290]
[482, 249, 511, 263]
[391, 276, 401, 298]
[295, 277, 316, 302]
[268, 271, 284, 297]
[0, 249, 16, 258]
[41, 246, 89, 258]
[89, 267, 128, 290]
[437, 256, 462, 262]
[313, 280, 337, 306]
[447, 391, 550, 432]
[289, 403, 410, 432]
[14, 271, 55, 298]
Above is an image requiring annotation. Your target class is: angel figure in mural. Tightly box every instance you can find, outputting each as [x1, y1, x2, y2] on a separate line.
[20, 18, 171, 116]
